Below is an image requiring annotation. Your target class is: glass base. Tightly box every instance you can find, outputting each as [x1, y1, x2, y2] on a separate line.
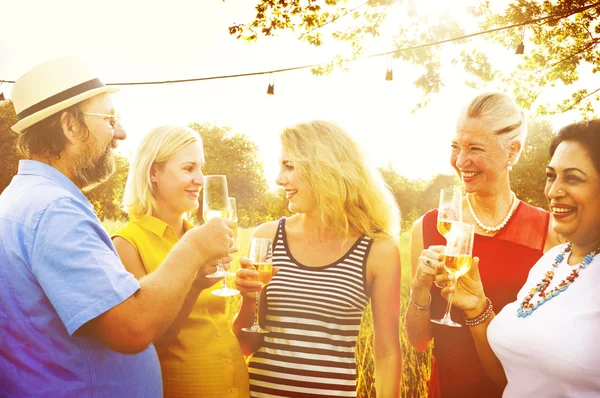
[211, 287, 240, 297]
[431, 317, 462, 328]
[242, 324, 270, 334]
[206, 270, 236, 278]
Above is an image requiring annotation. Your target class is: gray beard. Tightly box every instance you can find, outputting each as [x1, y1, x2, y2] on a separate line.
[74, 140, 116, 191]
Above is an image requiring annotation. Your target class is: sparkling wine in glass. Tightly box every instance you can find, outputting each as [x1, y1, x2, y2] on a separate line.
[242, 238, 273, 334]
[431, 221, 475, 327]
[203, 175, 235, 279]
[212, 197, 240, 297]
[437, 188, 463, 238]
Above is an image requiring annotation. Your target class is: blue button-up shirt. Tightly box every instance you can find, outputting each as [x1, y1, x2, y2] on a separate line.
[0, 160, 161, 397]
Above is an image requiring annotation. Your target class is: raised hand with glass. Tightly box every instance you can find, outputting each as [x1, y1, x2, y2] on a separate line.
[431, 221, 475, 328]
[242, 238, 273, 334]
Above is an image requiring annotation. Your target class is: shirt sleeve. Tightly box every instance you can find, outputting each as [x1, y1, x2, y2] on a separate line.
[30, 197, 140, 335]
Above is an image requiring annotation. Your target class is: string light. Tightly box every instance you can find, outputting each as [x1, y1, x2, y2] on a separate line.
[266, 73, 275, 95]
[516, 26, 525, 54]
[385, 54, 393, 81]
[0, 2, 596, 88]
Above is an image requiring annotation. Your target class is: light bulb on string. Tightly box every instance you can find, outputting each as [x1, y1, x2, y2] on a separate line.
[516, 26, 525, 55]
[266, 73, 275, 95]
[385, 54, 393, 81]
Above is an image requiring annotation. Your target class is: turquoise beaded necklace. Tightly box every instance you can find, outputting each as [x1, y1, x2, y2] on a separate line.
[517, 242, 600, 318]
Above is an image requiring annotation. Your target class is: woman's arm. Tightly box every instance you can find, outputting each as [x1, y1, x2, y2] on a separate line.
[367, 237, 403, 397]
[405, 217, 435, 351]
[436, 259, 507, 387]
[112, 236, 228, 347]
[232, 221, 279, 355]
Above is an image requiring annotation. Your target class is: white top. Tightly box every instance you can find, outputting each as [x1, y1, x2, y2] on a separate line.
[488, 244, 600, 398]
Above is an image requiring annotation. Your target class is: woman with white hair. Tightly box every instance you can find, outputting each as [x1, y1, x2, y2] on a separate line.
[436, 119, 600, 396]
[112, 126, 249, 397]
[406, 93, 559, 397]
[233, 120, 403, 397]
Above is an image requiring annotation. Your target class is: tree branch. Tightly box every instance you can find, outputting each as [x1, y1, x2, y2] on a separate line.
[564, 87, 600, 111]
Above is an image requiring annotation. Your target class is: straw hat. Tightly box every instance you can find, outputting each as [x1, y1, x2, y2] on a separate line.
[11, 56, 118, 133]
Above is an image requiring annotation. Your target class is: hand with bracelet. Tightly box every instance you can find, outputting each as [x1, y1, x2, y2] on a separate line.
[434, 256, 493, 324]
[410, 245, 446, 308]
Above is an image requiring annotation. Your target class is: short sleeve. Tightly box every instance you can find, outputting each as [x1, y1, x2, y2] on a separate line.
[31, 197, 140, 335]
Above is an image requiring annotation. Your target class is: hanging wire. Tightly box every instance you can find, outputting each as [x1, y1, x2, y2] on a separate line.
[0, 1, 597, 86]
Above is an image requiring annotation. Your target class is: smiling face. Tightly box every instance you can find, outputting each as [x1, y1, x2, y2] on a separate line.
[275, 151, 317, 214]
[151, 140, 205, 215]
[545, 141, 600, 247]
[451, 117, 512, 194]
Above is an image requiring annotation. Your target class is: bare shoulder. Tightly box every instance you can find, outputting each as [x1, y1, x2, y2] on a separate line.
[111, 236, 146, 278]
[367, 236, 401, 273]
[411, 215, 424, 236]
[112, 236, 137, 255]
[252, 220, 281, 240]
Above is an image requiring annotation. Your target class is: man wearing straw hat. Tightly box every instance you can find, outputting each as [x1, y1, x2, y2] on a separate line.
[0, 57, 234, 396]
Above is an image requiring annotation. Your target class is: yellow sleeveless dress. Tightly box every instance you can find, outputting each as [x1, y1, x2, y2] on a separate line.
[114, 215, 249, 398]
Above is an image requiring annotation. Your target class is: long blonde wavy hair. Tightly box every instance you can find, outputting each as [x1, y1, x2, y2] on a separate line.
[123, 125, 201, 219]
[281, 120, 401, 240]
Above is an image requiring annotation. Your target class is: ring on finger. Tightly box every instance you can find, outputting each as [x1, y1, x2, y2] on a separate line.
[434, 280, 446, 289]
[425, 259, 432, 266]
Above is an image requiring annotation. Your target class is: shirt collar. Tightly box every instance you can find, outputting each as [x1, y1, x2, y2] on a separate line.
[132, 214, 194, 238]
[17, 160, 93, 210]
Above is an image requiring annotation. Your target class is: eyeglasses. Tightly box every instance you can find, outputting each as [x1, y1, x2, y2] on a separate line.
[82, 112, 121, 129]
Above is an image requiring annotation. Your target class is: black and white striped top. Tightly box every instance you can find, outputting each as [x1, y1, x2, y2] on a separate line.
[248, 218, 374, 397]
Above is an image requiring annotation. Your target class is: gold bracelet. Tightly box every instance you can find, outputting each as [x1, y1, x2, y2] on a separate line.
[409, 288, 432, 310]
[464, 297, 493, 327]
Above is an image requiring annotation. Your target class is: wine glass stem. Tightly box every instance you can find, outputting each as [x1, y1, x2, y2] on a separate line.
[221, 274, 228, 292]
[254, 291, 260, 327]
[443, 280, 456, 319]
[216, 259, 224, 273]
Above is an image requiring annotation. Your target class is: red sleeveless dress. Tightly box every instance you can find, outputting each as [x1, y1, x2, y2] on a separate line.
[424, 202, 549, 398]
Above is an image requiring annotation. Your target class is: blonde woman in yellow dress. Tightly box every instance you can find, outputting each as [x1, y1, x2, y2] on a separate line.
[112, 125, 249, 397]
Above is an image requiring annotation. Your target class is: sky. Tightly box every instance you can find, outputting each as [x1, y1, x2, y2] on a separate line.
[0, 0, 585, 189]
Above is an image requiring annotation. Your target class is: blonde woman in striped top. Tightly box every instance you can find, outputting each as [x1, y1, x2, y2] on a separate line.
[233, 120, 403, 397]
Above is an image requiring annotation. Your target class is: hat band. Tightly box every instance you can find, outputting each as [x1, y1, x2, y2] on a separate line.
[17, 78, 106, 120]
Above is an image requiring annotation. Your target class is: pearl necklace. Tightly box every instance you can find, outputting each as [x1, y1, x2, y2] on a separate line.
[517, 242, 600, 318]
[466, 192, 518, 234]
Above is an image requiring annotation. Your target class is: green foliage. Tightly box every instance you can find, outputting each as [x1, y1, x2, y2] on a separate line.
[188, 122, 290, 227]
[232, 0, 600, 115]
[0, 101, 20, 194]
[510, 118, 555, 208]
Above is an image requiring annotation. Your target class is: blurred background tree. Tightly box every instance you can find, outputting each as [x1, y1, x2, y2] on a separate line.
[0, 101, 19, 192]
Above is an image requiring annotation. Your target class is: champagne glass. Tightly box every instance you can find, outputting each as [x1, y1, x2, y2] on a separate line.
[437, 188, 463, 238]
[211, 197, 240, 297]
[202, 175, 235, 279]
[431, 221, 475, 327]
[242, 238, 273, 334]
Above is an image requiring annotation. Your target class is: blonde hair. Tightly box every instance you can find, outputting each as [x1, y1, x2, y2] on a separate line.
[123, 125, 201, 218]
[281, 120, 401, 240]
[460, 92, 528, 164]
